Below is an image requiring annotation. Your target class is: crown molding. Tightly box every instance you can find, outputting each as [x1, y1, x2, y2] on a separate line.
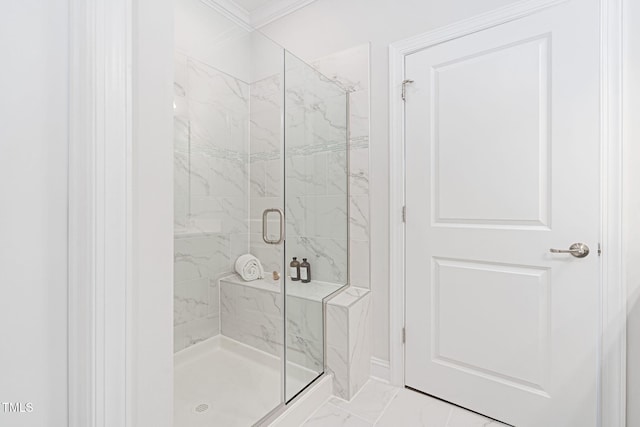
[200, 0, 252, 31]
[201, 0, 318, 30]
[251, 0, 318, 28]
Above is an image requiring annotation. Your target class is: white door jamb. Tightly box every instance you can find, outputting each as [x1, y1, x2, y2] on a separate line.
[68, 0, 133, 424]
[68, 0, 175, 426]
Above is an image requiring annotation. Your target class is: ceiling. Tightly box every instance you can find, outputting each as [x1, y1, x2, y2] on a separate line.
[202, 0, 318, 29]
[232, 0, 278, 12]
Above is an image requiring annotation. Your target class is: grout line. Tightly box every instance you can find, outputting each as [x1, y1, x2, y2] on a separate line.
[330, 378, 373, 404]
[313, 380, 504, 427]
[325, 401, 375, 425]
[444, 407, 454, 427]
[315, 379, 402, 425]
[298, 396, 332, 425]
[302, 380, 404, 426]
[371, 385, 402, 425]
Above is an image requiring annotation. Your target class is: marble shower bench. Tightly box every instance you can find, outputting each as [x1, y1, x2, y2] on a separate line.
[219, 274, 343, 375]
[219, 274, 371, 402]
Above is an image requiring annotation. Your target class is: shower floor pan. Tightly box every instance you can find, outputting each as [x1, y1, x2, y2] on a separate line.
[174, 335, 315, 427]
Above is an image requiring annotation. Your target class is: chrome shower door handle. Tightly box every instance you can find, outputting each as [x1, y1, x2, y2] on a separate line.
[549, 243, 590, 258]
[262, 208, 284, 245]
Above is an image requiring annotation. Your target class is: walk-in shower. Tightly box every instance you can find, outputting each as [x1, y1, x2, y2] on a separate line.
[173, 1, 349, 425]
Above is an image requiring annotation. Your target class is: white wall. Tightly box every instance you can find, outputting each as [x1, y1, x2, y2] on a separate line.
[0, 1, 68, 426]
[259, 0, 522, 363]
[624, 0, 640, 423]
[130, 0, 174, 425]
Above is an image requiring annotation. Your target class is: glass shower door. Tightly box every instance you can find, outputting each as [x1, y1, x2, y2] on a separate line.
[246, 32, 288, 415]
[173, 7, 349, 421]
[283, 51, 349, 402]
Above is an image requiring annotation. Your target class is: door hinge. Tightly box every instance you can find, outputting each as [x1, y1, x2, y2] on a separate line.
[402, 327, 406, 344]
[598, 243, 602, 256]
[401, 79, 414, 101]
[402, 206, 406, 222]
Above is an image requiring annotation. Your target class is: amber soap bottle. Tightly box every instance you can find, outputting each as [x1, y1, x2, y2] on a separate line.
[300, 258, 311, 283]
[290, 257, 300, 281]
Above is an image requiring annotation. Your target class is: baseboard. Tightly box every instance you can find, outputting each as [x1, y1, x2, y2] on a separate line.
[370, 357, 391, 383]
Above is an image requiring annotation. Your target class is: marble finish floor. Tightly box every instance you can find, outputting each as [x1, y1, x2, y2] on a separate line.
[301, 379, 508, 427]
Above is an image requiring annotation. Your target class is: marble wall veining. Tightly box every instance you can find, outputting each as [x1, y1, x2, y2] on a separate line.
[248, 55, 350, 286]
[310, 44, 371, 289]
[326, 286, 372, 400]
[220, 277, 284, 356]
[283, 54, 350, 285]
[249, 72, 285, 276]
[174, 52, 250, 352]
[174, 44, 370, 380]
[309, 44, 372, 401]
[219, 275, 331, 378]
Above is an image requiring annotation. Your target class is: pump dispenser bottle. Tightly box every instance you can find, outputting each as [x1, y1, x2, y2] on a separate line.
[290, 257, 300, 281]
[300, 258, 311, 283]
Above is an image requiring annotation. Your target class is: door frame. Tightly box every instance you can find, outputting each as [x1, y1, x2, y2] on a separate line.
[67, 0, 175, 425]
[388, 0, 626, 426]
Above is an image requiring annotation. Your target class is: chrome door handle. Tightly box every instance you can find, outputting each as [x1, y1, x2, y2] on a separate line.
[262, 208, 284, 245]
[549, 243, 590, 258]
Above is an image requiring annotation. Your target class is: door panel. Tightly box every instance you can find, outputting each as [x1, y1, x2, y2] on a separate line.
[404, 1, 600, 426]
[432, 258, 550, 394]
[433, 35, 550, 228]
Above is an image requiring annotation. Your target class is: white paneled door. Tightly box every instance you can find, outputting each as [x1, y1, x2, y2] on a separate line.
[404, 1, 601, 426]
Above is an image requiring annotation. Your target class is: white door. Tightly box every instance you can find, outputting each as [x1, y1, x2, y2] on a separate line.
[404, 1, 601, 426]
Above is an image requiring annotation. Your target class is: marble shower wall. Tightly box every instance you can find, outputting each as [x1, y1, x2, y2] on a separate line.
[310, 44, 371, 289]
[283, 52, 349, 285]
[249, 52, 350, 286]
[310, 45, 371, 400]
[173, 43, 369, 354]
[249, 72, 284, 275]
[174, 52, 250, 352]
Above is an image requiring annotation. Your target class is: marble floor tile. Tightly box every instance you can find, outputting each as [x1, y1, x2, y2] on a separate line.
[299, 380, 507, 427]
[175, 345, 507, 427]
[302, 403, 372, 427]
[447, 406, 507, 427]
[375, 388, 453, 427]
[329, 379, 399, 423]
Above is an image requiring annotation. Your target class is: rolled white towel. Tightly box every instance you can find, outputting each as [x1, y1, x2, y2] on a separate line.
[235, 254, 265, 281]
